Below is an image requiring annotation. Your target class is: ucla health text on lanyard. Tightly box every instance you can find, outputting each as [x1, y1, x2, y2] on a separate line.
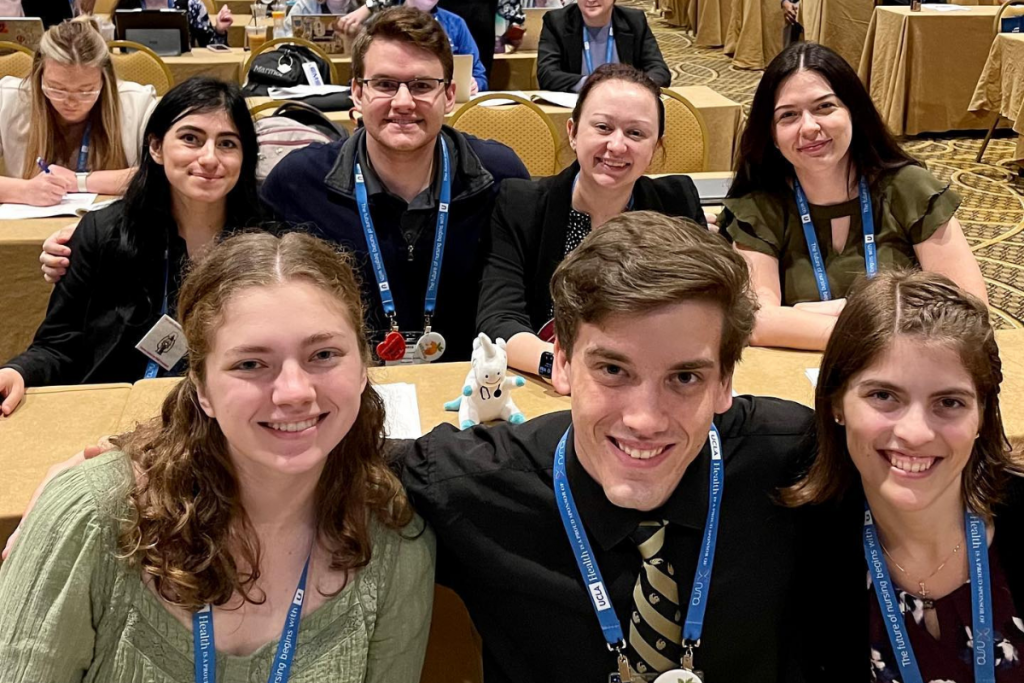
[553, 425, 724, 676]
[793, 176, 877, 301]
[863, 506, 995, 683]
[193, 554, 311, 683]
[143, 245, 171, 379]
[354, 138, 451, 332]
[582, 23, 615, 76]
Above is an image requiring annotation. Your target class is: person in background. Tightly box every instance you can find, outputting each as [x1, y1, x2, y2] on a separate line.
[0, 1, 23, 16]
[537, 0, 669, 93]
[280, 0, 400, 39]
[0, 17, 157, 206]
[407, 0, 487, 94]
[787, 270, 1024, 681]
[0, 77, 262, 417]
[114, 0, 232, 48]
[0, 231, 435, 682]
[477, 64, 705, 379]
[720, 42, 986, 351]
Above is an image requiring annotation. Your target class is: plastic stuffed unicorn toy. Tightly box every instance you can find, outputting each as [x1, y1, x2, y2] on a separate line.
[444, 333, 527, 429]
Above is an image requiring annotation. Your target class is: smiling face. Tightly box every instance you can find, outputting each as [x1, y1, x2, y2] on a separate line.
[150, 109, 243, 206]
[552, 301, 734, 511]
[569, 79, 660, 189]
[839, 336, 981, 515]
[772, 69, 853, 180]
[195, 280, 368, 480]
[352, 39, 456, 157]
[41, 61, 103, 125]
[578, 0, 615, 26]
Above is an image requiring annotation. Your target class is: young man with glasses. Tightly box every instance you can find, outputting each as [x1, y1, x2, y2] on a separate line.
[261, 6, 530, 363]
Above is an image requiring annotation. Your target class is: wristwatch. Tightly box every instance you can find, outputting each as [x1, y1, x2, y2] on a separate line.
[538, 350, 554, 380]
[76, 172, 89, 193]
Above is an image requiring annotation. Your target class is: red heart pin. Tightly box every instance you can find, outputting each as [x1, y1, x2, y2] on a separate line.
[376, 331, 407, 361]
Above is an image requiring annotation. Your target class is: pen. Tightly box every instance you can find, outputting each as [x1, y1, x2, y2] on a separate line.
[36, 157, 51, 174]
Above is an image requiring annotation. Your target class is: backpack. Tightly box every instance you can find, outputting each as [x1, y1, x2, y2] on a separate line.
[242, 44, 333, 96]
[256, 101, 350, 182]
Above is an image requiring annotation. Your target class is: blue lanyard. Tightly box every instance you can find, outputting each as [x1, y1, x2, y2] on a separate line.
[572, 172, 633, 211]
[553, 424, 724, 655]
[582, 23, 615, 76]
[353, 137, 451, 329]
[143, 247, 171, 379]
[793, 176, 877, 301]
[193, 553, 312, 683]
[863, 506, 995, 683]
[76, 121, 92, 174]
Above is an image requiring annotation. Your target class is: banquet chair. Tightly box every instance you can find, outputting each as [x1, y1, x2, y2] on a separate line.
[0, 43, 34, 80]
[976, 0, 1024, 162]
[107, 40, 175, 96]
[449, 93, 560, 177]
[649, 88, 710, 174]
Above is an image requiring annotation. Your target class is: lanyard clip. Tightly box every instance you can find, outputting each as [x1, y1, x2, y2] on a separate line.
[423, 314, 433, 335]
[682, 643, 698, 671]
[387, 312, 399, 333]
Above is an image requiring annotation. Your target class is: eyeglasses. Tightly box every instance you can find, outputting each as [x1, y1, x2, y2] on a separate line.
[358, 78, 448, 99]
[41, 84, 103, 102]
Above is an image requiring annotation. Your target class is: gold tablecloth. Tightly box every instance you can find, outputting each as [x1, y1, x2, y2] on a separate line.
[724, 0, 785, 70]
[858, 5, 1002, 136]
[164, 46, 249, 85]
[970, 32, 1024, 162]
[249, 85, 743, 172]
[668, 0, 733, 47]
[799, 0, 873, 70]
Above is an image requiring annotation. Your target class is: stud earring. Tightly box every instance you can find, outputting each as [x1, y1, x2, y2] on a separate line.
[834, 415, 844, 426]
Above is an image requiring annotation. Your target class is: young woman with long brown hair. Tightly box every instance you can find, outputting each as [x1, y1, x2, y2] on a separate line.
[0, 17, 157, 206]
[0, 231, 435, 682]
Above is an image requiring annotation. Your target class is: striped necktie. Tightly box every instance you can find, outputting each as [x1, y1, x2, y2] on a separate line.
[627, 520, 683, 675]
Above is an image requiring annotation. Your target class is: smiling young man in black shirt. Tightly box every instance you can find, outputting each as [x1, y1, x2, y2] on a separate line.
[401, 211, 816, 682]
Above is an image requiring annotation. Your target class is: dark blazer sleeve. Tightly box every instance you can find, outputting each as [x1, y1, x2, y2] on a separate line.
[476, 177, 543, 343]
[632, 11, 670, 87]
[2, 211, 110, 387]
[537, 11, 584, 93]
[645, 175, 708, 228]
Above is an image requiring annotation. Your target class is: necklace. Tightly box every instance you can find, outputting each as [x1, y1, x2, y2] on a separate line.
[880, 538, 963, 601]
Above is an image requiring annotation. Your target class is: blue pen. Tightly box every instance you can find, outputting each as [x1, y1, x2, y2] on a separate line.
[36, 157, 51, 174]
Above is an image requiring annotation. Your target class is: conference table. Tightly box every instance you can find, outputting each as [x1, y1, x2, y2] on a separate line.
[723, 0, 785, 70]
[248, 85, 744, 172]
[858, 5, 1003, 136]
[662, 0, 734, 48]
[969, 32, 1024, 164]
[161, 47, 539, 91]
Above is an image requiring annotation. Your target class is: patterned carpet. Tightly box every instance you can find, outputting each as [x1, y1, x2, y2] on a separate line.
[626, 0, 1024, 329]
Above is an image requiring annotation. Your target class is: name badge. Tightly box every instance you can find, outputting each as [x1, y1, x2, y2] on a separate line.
[136, 314, 188, 370]
[382, 331, 428, 366]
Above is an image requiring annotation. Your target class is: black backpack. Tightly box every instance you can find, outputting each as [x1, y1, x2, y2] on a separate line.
[242, 44, 333, 96]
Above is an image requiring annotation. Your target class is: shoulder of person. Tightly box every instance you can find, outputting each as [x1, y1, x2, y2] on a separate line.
[116, 80, 158, 103]
[69, 200, 129, 250]
[721, 189, 788, 228]
[459, 130, 530, 181]
[545, 3, 577, 25]
[266, 136, 345, 188]
[613, 4, 648, 22]
[717, 394, 814, 439]
[640, 174, 699, 201]
[31, 450, 134, 534]
[0, 75, 27, 109]
[874, 162, 935, 191]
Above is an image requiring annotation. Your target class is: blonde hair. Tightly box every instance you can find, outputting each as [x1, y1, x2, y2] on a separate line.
[22, 17, 127, 178]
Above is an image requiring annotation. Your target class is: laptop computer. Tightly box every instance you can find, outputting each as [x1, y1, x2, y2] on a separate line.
[114, 9, 190, 56]
[0, 17, 43, 52]
[291, 14, 353, 55]
[453, 53, 473, 102]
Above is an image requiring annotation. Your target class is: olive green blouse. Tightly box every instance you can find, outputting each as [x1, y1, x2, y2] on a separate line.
[722, 164, 961, 305]
[0, 451, 436, 683]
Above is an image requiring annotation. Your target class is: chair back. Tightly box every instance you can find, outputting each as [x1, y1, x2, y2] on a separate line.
[419, 586, 483, 683]
[242, 37, 339, 85]
[93, 0, 119, 11]
[994, 0, 1024, 34]
[249, 99, 292, 118]
[107, 40, 175, 95]
[0, 42, 34, 80]
[201, 0, 218, 15]
[449, 93, 560, 177]
[649, 89, 709, 174]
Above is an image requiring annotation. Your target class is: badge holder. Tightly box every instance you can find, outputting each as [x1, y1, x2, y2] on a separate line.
[376, 313, 407, 362]
[136, 314, 189, 371]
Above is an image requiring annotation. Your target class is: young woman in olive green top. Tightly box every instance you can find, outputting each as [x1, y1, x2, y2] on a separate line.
[721, 42, 986, 351]
[0, 232, 435, 683]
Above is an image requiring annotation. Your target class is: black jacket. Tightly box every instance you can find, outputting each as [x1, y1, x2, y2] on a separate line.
[537, 4, 671, 93]
[2, 202, 185, 387]
[22, 0, 72, 28]
[260, 126, 530, 362]
[799, 475, 1024, 682]
[476, 162, 707, 344]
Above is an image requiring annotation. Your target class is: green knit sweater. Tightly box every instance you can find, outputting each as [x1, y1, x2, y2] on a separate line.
[0, 451, 436, 683]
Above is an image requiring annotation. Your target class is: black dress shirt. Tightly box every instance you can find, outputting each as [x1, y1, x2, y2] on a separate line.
[401, 396, 816, 682]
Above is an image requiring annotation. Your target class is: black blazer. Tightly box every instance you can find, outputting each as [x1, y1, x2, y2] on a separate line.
[537, 4, 671, 93]
[2, 202, 186, 387]
[476, 162, 707, 344]
[798, 476, 1024, 682]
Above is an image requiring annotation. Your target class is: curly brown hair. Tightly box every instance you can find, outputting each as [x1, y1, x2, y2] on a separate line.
[115, 231, 413, 611]
[784, 269, 1024, 517]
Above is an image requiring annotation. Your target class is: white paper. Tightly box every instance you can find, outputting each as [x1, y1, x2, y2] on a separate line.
[266, 84, 350, 99]
[375, 382, 423, 439]
[529, 91, 579, 108]
[471, 90, 529, 107]
[925, 4, 970, 10]
[75, 198, 118, 216]
[805, 368, 820, 389]
[0, 193, 98, 219]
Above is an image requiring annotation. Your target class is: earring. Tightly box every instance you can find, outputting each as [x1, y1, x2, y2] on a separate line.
[834, 415, 844, 426]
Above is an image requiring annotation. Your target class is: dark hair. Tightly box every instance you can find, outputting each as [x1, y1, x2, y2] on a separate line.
[352, 6, 454, 82]
[118, 77, 261, 260]
[728, 42, 916, 199]
[571, 63, 666, 138]
[783, 270, 1023, 516]
[550, 211, 757, 376]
